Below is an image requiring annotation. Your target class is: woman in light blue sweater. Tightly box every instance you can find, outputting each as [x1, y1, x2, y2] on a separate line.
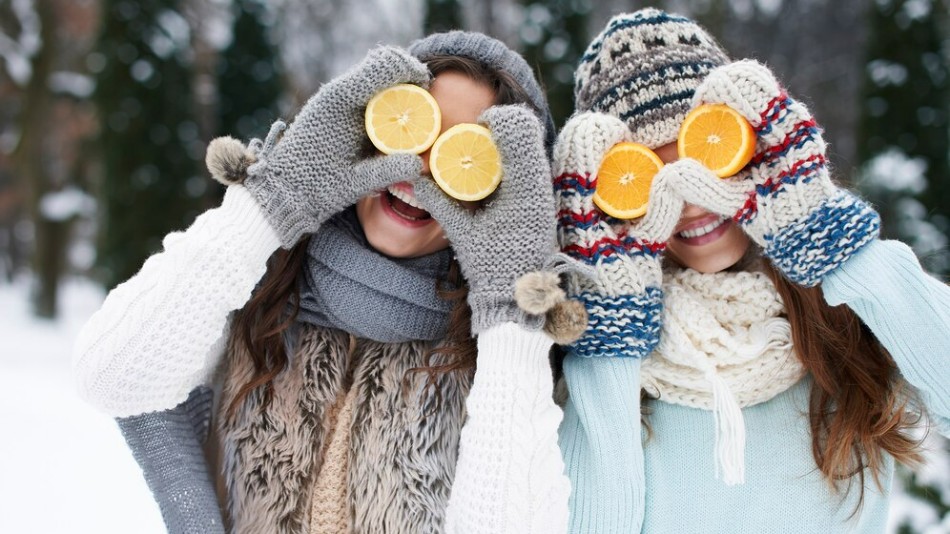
[553, 8, 950, 533]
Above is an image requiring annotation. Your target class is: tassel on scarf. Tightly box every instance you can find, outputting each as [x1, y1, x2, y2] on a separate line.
[704, 367, 746, 486]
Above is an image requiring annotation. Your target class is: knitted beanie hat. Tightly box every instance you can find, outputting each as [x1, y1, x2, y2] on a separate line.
[575, 8, 730, 149]
[409, 31, 556, 152]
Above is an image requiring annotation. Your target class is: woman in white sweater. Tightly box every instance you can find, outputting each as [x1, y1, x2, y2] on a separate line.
[73, 32, 572, 534]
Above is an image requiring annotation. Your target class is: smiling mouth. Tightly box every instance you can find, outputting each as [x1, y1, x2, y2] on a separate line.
[674, 215, 731, 246]
[379, 184, 436, 228]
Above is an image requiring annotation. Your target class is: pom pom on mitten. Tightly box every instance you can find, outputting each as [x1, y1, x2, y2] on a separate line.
[544, 299, 588, 345]
[514, 271, 565, 315]
[206, 136, 256, 185]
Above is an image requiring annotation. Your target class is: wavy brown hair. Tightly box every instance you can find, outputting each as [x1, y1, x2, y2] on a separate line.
[642, 251, 924, 507]
[762, 260, 923, 505]
[227, 54, 541, 418]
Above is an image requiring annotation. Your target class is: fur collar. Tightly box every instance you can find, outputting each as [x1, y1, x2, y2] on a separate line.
[216, 324, 472, 533]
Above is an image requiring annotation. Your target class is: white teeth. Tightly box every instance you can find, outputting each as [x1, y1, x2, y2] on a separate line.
[679, 217, 726, 239]
[387, 186, 424, 209]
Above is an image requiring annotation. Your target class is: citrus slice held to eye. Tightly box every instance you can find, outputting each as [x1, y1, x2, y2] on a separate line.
[429, 123, 502, 201]
[677, 103, 756, 178]
[593, 142, 663, 219]
[365, 84, 442, 155]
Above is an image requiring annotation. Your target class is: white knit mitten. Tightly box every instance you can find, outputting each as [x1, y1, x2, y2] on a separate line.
[553, 112, 683, 358]
[674, 60, 880, 286]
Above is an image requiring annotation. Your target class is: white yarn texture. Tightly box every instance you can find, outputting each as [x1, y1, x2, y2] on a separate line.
[642, 267, 805, 484]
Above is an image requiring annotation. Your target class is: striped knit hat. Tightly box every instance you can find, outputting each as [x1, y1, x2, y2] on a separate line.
[575, 9, 730, 149]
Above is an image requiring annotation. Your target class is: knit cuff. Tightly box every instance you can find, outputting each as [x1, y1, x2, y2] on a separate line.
[469, 293, 524, 336]
[764, 190, 880, 287]
[243, 171, 318, 249]
[476, 322, 554, 378]
[218, 186, 283, 258]
[569, 287, 663, 358]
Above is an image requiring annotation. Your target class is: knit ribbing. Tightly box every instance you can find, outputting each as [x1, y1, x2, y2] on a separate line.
[558, 356, 644, 533]
[73, 186, 280, 416]
[309, 389, 356, 534]
[571, 288, 663, 358]
[553, 112, 682, 359]
[765, 191, 880, 286]
[822, 239, 950, 422]
[117, 386, 225, 534]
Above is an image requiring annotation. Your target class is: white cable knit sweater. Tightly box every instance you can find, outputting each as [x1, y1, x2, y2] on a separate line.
[72, 185, 570, 534]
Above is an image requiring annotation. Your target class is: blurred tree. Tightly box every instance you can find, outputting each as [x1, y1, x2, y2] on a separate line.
[459, 0, 521, 47]
[0, 0, 40, 282]
[518, 0, 590, 127]
[216, 0, 282, 143]
[425, 0, 464, 33]
[682, 0, 871, 179]
[274, 0, 423, 101]
[3, 0, 99, 316]
[857, 1, 950, 532]
[857, 0, 949, 276]
[10, 0, 66, 317]
[92, 0, 202, 289]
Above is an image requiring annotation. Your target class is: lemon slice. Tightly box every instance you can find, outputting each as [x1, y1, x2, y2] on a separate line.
[677, 103, 756, 178]
[593, 142, 663, 219]
[429, 123, 502, 201]
[365, 84, 442, 155]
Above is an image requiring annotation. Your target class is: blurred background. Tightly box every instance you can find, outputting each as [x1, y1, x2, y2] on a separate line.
[0, 0, 948, 532]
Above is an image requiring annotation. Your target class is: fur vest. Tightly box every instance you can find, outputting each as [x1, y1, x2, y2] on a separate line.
[215, 323, 472, 533]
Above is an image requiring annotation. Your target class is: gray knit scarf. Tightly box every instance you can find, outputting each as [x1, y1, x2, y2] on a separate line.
[297, 207, 455, 343]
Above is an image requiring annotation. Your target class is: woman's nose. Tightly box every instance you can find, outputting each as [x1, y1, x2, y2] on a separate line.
[680, 203, 708, 218]
[653, 142, 680, 165]
[420, 149, 432, 176]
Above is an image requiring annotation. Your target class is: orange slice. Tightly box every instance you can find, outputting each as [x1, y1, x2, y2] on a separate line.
[593, 142, 663, 219]
[677, 103, 755, 178]
[429, 123, 502, 202]
[365, 84, 442, 154]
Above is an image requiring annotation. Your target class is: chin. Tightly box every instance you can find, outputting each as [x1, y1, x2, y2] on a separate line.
[685, 253, 746, 274]
[355, 194, 450, 259]
[667, 222, 751, 273]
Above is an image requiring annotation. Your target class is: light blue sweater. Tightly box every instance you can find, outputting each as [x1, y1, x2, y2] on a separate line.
[559, 240, 950, 533]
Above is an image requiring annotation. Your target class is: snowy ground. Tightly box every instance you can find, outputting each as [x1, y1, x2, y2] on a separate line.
[0, 279, 164, 534]
[0, 277, 947, 533]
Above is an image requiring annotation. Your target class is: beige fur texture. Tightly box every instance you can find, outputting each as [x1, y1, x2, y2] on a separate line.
[216, 324, 472, 533]
[206, 136, 255, 185]
[514, 271, 565, 315]
[544, 299, 588, 345]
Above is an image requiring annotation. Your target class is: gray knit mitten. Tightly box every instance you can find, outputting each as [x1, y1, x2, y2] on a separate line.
[413, 105, 558, 335]
[244, 46, 429, 248]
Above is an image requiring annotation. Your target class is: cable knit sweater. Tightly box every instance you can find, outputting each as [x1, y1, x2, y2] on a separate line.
[72, 185, 571, 534]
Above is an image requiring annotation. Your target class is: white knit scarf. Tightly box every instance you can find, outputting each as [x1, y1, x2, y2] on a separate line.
[642, 268, 805, 485]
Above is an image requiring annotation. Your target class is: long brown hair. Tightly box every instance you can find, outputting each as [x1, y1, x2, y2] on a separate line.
[762, 260, 923, 502]
[642, 251, 924, 504]
[227, 54, 541, 418]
